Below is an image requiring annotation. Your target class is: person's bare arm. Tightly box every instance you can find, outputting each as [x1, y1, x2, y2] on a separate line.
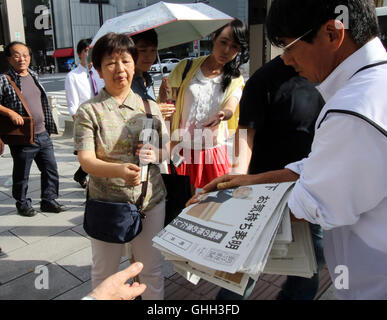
[186, 169, 300, 207]
[77, 150, 141, 186]
[0, 104, 24, 125]
[232, 125, 255, 174]
[203, 169, 300, 193]
[202, 96, 239, 128]
[158, 78, 172, 103]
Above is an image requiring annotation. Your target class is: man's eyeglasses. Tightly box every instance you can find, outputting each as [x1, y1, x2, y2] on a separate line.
[11, 54, 30, 60]
[281, 29, 313, 54]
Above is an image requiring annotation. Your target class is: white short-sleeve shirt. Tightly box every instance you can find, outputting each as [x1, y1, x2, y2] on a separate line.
[65, 65, 105, 116]
[286, 38, 387, 299]
[180, 68, 242, 148]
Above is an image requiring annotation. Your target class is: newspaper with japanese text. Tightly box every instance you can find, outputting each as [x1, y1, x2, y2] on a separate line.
[153, 182, 295, 274]
[263, 221, 317, 278]
[153, 182, 317, 295]
[156, 219, 317, 295]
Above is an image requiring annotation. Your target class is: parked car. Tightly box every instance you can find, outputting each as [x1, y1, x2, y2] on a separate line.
[150, 58, 180, 73]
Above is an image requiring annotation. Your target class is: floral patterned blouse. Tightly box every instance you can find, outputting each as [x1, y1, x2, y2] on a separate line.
[74, 88, 169, 211]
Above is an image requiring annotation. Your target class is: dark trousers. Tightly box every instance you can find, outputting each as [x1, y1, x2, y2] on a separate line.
[216, 223, 325, 300]
[10, 131, 59, 210]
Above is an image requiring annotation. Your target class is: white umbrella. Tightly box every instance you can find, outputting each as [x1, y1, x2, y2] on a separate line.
[90, 2, 233, 178]
[90, 1, 233, 50]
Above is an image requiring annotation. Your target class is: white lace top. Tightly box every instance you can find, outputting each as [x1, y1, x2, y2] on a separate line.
[180, 68, 242, 149]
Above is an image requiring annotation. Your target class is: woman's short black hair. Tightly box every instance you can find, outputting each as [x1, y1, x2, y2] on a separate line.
[92, 33, 137, 71]
[266, 0, 380, 48]
[4, 41, 32, 58]
[131, 29, 158, 47]
[213, 19, 249, 92]
[77, 38, 92, 55]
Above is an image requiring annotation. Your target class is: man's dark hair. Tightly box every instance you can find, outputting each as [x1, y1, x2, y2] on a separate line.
[266, 0, 380, 48]
[4, 41, 32, 57]
[92, 33, 137, 71]
[131, 29, 158, 47]
[77, 38, 92, 55]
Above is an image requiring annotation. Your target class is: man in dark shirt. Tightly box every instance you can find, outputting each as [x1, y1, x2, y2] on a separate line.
[217, 56, 325, 300]
[0, 42, 65, 217]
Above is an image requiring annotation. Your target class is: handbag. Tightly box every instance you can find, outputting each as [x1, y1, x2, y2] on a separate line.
[83, 161, 150, 244]
[83, 99, 154, 244]
[162, 163, 192, 226]
[83, 189, 147, 244]
[0, 75, 34, 145]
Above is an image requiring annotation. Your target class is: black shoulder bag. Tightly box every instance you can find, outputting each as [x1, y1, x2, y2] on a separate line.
[162, 162, 192, 226]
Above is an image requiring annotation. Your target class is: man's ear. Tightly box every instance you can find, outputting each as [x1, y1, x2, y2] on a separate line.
[324, 20, 345, 50]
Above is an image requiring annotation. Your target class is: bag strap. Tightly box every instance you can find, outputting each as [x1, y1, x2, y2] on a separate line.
[317, 109, 387, 137]
[142, 99, 153, 119]
[135, 99, 155, 215]
[350, 60, 387, 78]
[182, 58, 193, 83]
[317, 61, 387, 137]
[5, 75, 33, 118]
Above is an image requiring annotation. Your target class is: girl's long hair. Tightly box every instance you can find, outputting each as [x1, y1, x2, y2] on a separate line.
[213, 19, 249, 92]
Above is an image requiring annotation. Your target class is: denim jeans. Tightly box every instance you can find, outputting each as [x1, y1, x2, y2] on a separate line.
[216, 223, 325, 300]
[10, 131, 59, 210]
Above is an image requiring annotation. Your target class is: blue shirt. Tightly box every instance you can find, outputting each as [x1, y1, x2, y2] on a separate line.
[131, 72, 156, 101]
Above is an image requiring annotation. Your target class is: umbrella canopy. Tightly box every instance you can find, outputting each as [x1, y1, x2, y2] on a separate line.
[90, 1, 233, 50]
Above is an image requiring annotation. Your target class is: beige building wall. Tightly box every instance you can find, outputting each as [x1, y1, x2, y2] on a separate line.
[5, 0, 25, 43]
[248, 0, 279, 75]
[249, 24, 264, 75]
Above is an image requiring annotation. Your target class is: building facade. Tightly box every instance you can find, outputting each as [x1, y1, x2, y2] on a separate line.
[49, 0, 248, 71]
[1, 0, 386, 74]
[1, 0, 248, 73]
[22, 0, 55, 71]
[0, 0, 26, 73]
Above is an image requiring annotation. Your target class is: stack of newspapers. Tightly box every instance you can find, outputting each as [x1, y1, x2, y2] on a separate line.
[152, 182, 317, 295]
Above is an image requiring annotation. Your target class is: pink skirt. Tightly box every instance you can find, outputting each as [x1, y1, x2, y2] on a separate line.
[174, 145, 231, 188]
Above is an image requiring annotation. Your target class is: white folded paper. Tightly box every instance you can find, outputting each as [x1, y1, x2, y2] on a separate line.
[153, 182, 317, 295]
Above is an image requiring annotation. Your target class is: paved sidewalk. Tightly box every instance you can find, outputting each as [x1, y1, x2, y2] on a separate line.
[0, 132, 335, 301]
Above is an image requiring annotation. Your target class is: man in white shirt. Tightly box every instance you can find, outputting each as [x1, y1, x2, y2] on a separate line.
[65, 39, 104, 188]
[202, 0, 387, 299]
